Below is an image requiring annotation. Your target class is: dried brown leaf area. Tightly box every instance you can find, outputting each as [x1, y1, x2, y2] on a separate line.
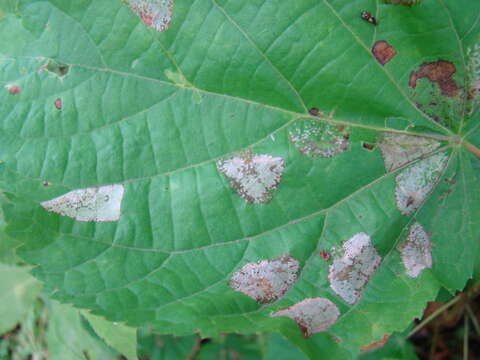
[288, 120, 349, 158]
[128, 0, 173, 32]
[328, 233, 381, 305]
[229, 255, 299, 303]
[41, 184, 124, 222]
[409, 60, 460, 98]
[217, 153, 285, 204]
[395, 152, 448, 215]
[397, 222, 432, 278]
[372, 41, 396, 66]
[379, 133, 440, 172]
[271, 298, 340, 338]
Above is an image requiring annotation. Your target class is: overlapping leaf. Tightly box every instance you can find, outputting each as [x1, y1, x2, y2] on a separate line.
[1, 0, 479, 358]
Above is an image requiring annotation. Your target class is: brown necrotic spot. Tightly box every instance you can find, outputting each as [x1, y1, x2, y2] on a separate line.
[409, 60, 460, 97]
[5, 84, 20, 95]
[271, 298, 340, 338]
[372, 41, 396, 66]
[362, 142, 375, 151]
[128, 0, 173, 32]
[397, 222, 432, 278]
[395, 152, 448, 215]
[54, 98, 62, 110]
[379, 133, 440, 172]
[217, 152, 285, 204]
[328, 233, 381, 305]
[288, 119, 349, 158]
[229, 255, 299, 303]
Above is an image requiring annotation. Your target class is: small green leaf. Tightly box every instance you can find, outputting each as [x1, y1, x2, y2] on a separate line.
[82, 311, 137, 360]
[0, 264, 42, 333]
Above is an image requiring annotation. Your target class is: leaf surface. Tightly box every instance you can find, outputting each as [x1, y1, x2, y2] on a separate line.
[1, 0, 479, 358]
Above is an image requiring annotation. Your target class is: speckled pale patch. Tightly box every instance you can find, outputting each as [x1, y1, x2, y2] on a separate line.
[467, 42, 480, 114]
[229, 255, 299, 303]
[379, 133, 440, 172]
[271, 298, 340, 338]
[128, 0, 173, 32]
[217, 153, 285, 204]
[328, 233, 381, 305]
[395, 152, 448, 215]
[288, 120, 349, 158]
[398, 222, 432, 278]
[41, 184, 124, 222]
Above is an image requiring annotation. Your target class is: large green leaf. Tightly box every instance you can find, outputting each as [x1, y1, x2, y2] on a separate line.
[1, 0, 479, 358]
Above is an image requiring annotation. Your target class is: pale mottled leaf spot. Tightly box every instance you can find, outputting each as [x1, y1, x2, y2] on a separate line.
[379, 133, 440, 172]
[271, 298, 340, 338]
[229, 255, 299, 303]
[328, 233, 381, 305]
[288, 120, 349, 158]
[41, 184, 124, 222]
[128, 0, 173, 32]
[217, 153, 285, 204]
[395, 152, 448, 215]
[398, 222, 432, 278]
[467, 42, 480, 113]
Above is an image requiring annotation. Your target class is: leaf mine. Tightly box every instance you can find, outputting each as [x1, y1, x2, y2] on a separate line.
[127, 0, 174, 32]
[288, 120, 349, 158]
[271, 298, 340, 338]
[217, 153, 285, 204]
[397, 222, 432, 278]
[4, 84, 20, 95]
[41, 184, 124, 222]
[229, 255, 299, 304]
[372, 40, 396, 66]
[409, 60, 460, 98]
[379, 133, 440, 172]
[467, 42, 480, 114]
[395, 152, 448, 215]
[328, 233, 381, 305]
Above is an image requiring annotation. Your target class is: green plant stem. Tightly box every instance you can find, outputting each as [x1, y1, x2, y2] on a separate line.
[463, 141, 480, 158]
[466, 305, 480, 337]
[407, 295, 463, 338]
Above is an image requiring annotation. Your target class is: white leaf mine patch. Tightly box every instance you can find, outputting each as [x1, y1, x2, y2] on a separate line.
[288, 120, 349, 158]
[41, 185, 124, 222]
[395, 152, 448, 215]
[467, 42, 480, 114]
[398, 222, 432, 278]
[271, 298, 340, 338]
[379, 133, 440, 172]
[128, 0, 173, 32]
[229, 255, 299, 304]
[217, 153, 285, 204]
[328, 233, 381, 305]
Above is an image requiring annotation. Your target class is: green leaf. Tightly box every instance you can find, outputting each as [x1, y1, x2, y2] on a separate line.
[137, 328, 197, 360]
[359, 332, 419, 360]
[46, 301, 119, 360]
[82, 311, 137, 360]
[1, 0, 479, 358]
[0, 264, 42, 333]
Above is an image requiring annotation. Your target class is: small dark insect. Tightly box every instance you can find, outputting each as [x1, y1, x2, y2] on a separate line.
[320, 250, 330, 261]
[309, 107, 320, 116]
[42, 181, 49, 187]
[361, 11, 377, 25]
[362, 142, 375, 150]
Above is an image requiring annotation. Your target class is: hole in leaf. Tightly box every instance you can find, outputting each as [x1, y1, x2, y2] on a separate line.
[42, 59, 70, 78]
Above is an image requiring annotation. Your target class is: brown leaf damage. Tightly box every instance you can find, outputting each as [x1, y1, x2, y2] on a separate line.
[409, 60, 460, 97]
[372, 41, 396, 66]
